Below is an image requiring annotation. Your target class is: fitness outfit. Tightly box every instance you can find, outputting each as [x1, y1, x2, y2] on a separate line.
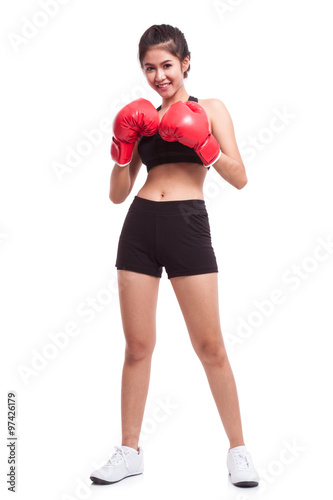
[115, 96, 218, 280]
[103, 96, 260, 489]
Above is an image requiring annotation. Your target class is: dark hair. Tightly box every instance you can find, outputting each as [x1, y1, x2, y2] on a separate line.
[138, 24, 191, 79]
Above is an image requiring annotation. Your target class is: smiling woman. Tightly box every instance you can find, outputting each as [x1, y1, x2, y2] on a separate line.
[141, 47, 189, 99]
[138, 27, 192, 108]
[90, 23, 259, 490]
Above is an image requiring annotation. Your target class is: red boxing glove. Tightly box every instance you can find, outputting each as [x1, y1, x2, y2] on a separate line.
[111, 98, 159, 166]
[159, 100, 221, 167]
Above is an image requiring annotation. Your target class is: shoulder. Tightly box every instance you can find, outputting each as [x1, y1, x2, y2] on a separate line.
[198, 98, 230, 117]
[197, 98, 232, 132]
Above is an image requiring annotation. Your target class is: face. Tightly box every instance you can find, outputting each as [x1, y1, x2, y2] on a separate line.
[142, 47, 189, 97]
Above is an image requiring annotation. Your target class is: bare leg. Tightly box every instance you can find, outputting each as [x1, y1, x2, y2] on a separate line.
[170, 273, 245, 449]
[117, 270, 160, 451]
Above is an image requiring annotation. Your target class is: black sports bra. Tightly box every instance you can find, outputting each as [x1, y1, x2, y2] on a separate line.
[137, 96, 208, 172]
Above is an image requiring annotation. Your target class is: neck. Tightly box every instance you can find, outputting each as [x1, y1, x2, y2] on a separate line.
[161, 86, 190, 110]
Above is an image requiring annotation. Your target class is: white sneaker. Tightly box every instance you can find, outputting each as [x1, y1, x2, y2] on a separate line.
[227, 445, 259, 487]
[90, 445, 144, 485]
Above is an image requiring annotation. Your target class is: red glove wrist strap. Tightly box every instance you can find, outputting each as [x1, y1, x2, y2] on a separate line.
[111, 136, 133, 167]
[196, 134, 221, 167]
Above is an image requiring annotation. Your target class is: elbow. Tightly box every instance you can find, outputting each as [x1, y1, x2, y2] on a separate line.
[109, 189, 128, 204]
[109, 194, 123, 204]
[236, 175, 248, 189]
[235, 163, 248, 189]
[109, 191, 116, 203]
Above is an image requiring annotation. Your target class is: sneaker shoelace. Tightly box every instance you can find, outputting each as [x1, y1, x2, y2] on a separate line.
[232, 450, 251, 470]
[105, 446, 129, 470]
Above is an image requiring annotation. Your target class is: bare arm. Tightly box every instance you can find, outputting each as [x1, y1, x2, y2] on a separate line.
[209, 99, 247, 189]
[109, 140, 143, 203]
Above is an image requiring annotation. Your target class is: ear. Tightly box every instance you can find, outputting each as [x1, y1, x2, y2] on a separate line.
[182, 55, 190, 73]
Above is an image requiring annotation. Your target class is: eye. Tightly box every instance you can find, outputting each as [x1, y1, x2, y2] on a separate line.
[145, 64, 172, 72]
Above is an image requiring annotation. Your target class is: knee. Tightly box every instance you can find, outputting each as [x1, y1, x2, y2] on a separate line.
[196, 340, 227, 366]
[125, 338, 155, 361]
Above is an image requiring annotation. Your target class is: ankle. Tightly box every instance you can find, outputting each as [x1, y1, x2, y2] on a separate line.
[121, 442, 139, 452]
[229, 441, 245, 450]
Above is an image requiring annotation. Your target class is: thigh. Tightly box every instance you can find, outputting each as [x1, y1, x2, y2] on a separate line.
[158, 204, 218, 279]
[170, 273, 225, 354]
[116, 200, 162, 278]
[117, 270, 160, 353]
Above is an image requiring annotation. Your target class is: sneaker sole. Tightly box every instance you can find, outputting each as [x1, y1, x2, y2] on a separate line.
[232, 480, 259, 488]
[90, 472, 143, 485]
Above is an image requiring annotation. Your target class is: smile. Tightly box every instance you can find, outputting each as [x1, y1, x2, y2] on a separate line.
[156, 83, 171, 89]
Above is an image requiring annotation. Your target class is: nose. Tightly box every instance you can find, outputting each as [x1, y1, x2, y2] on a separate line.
[155, 68, 165, 82]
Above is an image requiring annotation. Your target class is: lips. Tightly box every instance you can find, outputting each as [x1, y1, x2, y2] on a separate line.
[156, 83, 171, 89]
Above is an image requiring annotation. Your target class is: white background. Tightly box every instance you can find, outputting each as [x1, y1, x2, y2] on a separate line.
[1, 0, 333, 499]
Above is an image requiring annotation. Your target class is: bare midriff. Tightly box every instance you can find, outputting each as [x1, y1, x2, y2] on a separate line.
[136, 162, 207, 201]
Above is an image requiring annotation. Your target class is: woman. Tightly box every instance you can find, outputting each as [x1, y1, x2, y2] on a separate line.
[90, 24, 259, 489]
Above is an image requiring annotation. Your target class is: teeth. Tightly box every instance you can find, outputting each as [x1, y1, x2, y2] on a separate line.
[158, 83, 170, 87]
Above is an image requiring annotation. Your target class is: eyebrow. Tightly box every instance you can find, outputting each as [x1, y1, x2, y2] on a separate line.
[144, 60, 172, 66]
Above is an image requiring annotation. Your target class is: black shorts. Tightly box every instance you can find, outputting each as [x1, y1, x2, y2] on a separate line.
[115, 196, 218, 279]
